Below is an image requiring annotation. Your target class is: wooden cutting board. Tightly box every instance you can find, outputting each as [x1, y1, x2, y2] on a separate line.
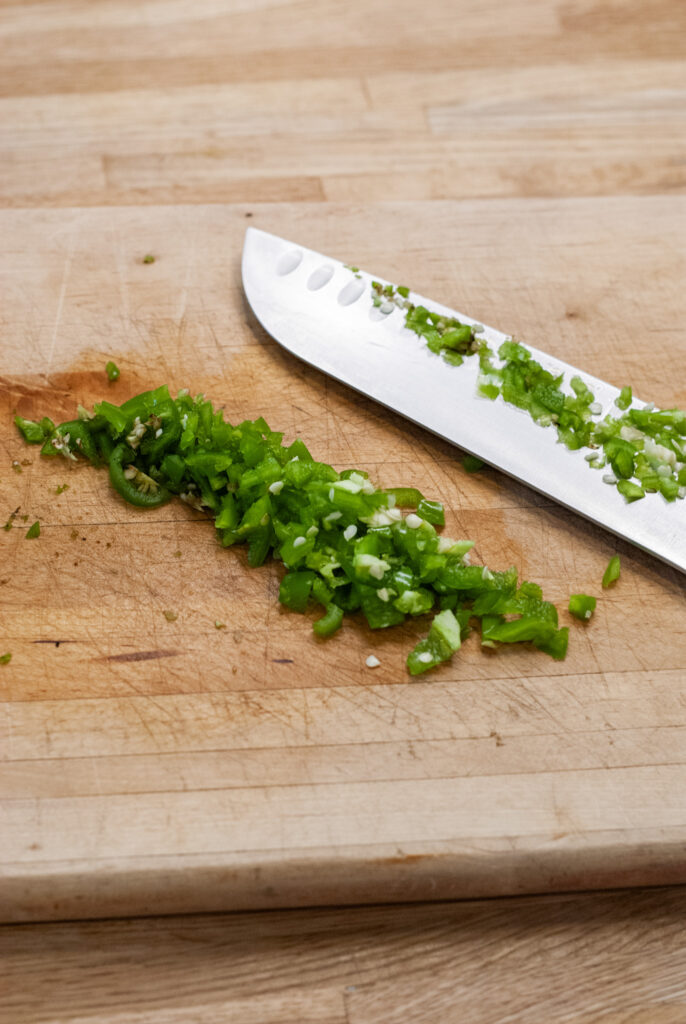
[1, 199, 685, 924]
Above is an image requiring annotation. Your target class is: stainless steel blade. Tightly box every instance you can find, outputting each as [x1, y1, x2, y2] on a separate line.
[242, 226, 685, 574]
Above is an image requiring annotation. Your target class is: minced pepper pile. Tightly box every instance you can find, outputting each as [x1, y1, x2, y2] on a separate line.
[15, 387, 569, 674]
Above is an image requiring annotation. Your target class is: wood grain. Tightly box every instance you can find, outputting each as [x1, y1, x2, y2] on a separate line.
[4, 887, 686, 1024]
[1, 199, 684, 922]
[1, 0, 686, 207]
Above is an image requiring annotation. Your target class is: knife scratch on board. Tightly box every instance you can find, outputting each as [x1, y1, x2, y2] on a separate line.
[45, 230, 77, 378]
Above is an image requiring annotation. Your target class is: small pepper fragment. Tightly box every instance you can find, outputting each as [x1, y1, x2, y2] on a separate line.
[14, 416, 50, 444]
[312, 602, 344, 637]
[615, 386, 632, 410]
[106, 361, 120, 382]
[568, 593, 597, 621]
[109, 444, 172, 508]
[41, 420, 99, 464]
[383, 487, 423, 507]
[462, 455, 485, 473]
[407, 608, 462, 676]
[25, 521, 40, 539]
[617, 479, 645, 502]
[602, 555, 621, 588]
[417, 498, 445, 526]
[279, 571, 315, 613]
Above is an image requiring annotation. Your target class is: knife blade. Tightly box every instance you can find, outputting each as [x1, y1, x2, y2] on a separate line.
[242, 226, 685, 575]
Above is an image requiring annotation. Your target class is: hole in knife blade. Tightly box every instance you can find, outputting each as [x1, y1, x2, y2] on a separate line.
[307, 265, 334, 290]
[276, 250, 303, 275]
[337, 278, 366, 306]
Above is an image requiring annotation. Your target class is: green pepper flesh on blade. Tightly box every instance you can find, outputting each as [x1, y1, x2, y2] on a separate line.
[366, 278, 686, 508]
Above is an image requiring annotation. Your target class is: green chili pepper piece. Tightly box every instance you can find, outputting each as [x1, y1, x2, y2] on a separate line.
[14, 416, 48, 443]
[357, 585, 405, 629]
[407, 608, 461, 676]
[68, 421, 100, 463]
[215, 493, 238, 531]
[25, 520, 40, 539]
[160, 452, 186, 489]
[602, 555, 621, 588]
[462, 455, 485, 473]
[0, 652, 11, 665]
[616, 479, 645, 502]
[615, 385, 632, 410]
[658, 476, 679, 502]
[393, 588, 434, 615]
[109, 444, 172, 508]
[140, 402, 182, 463]
[416, 498, 445, 526]
[106, 361, 120, 381]
[279, 571, 315, 613]
[311, 577, 333, 606]
[93, 400, 129, 436]
[609, 446, 635, 480]
[41, 420, 100, 463]
[247, 525, 272, 567]
[439, 325, 472, 351]
[383, 487, 423, 507]
[534, 626, 569, 660]
[568, 593, 597, 621]
[93, 429, 115, 462]
[312, 602, 344, 637]
[481, 616, 555, 646]
[285, 438, 312, 462]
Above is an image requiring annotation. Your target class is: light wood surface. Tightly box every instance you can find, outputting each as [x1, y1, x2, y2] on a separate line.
[4, 887, 686, 1024]
[1, 0, 686, 927]
[1, 0, 686, 207]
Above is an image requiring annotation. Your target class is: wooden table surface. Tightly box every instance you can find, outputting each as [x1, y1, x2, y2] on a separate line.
[2, 0, 686, 1018]
[3, 887, 686, 1024]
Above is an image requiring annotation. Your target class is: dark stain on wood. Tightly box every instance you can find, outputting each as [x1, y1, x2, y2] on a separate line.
[104, 649, 179, 663]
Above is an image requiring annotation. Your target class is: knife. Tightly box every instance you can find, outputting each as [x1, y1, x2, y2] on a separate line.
[242, 227, 685, 575]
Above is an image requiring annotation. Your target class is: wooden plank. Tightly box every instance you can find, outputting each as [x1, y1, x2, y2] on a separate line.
[5, 766, 686, 865]
[1, 1, 685, 206]
[5, 723, 686, 799]
[3, 888, 686, 1023]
